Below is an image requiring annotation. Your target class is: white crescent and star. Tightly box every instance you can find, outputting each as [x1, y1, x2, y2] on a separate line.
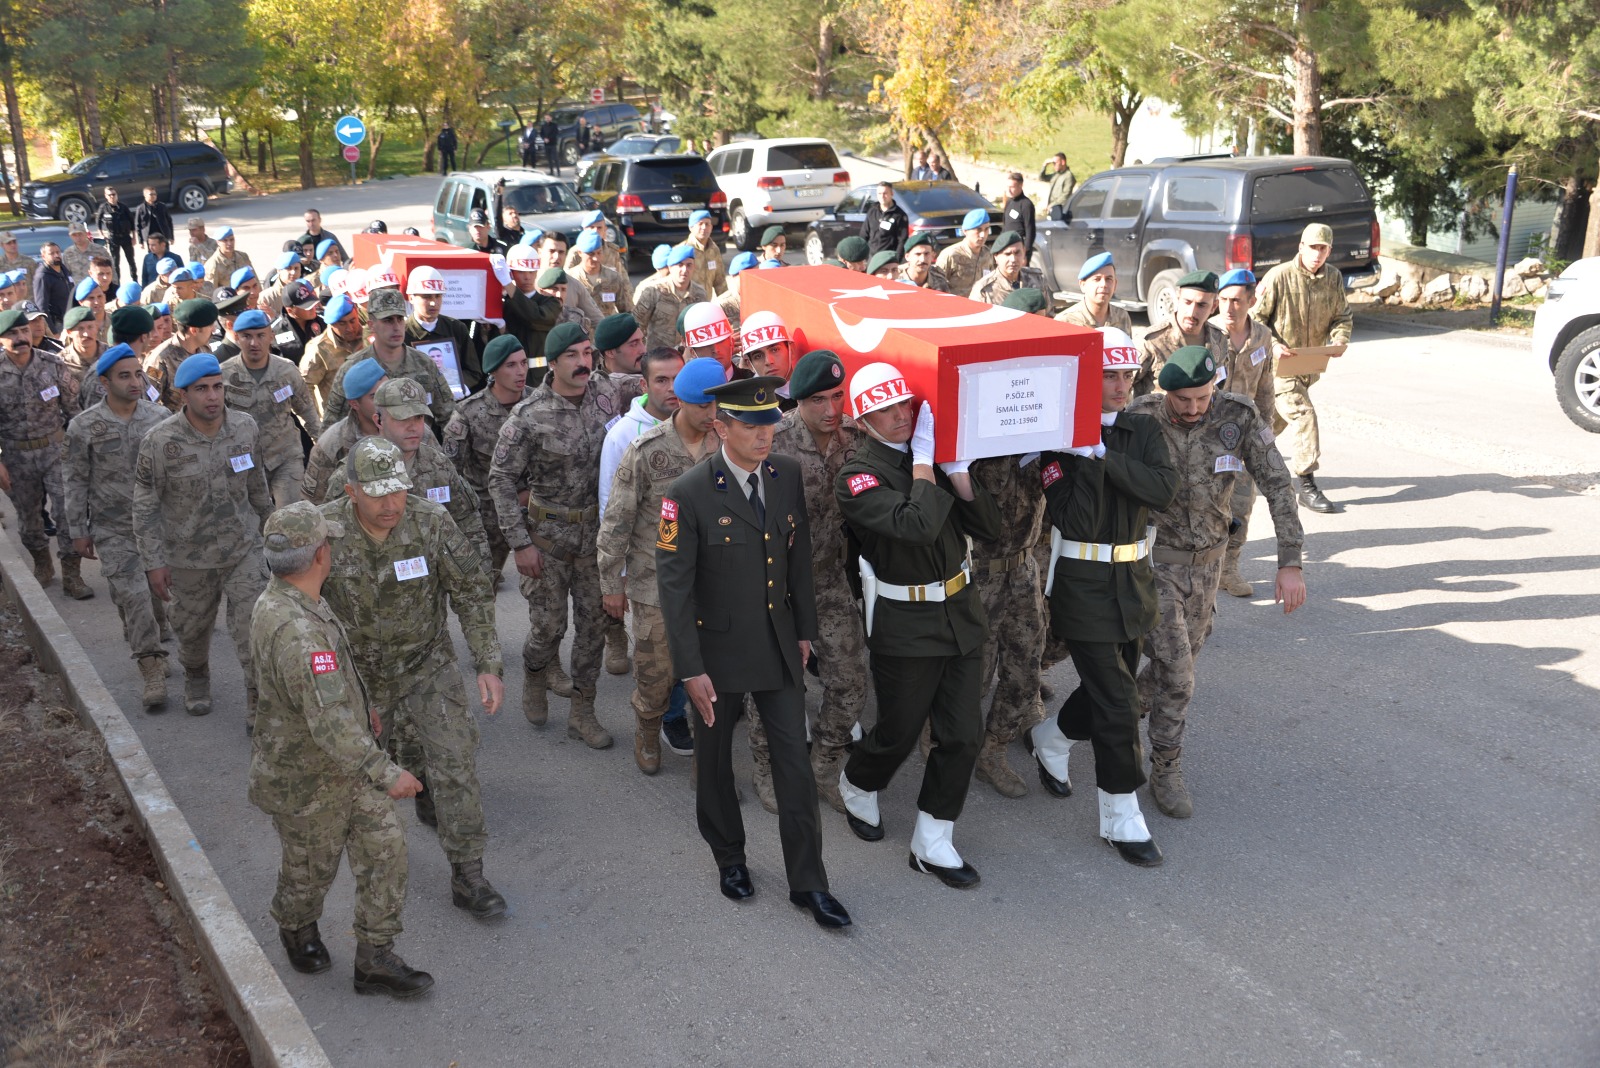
[826, 284, 1025, 352]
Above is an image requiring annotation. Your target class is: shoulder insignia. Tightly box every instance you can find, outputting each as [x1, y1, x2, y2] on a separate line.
[1042, 460, 1063, 487]
[657, 497, 679, 552]
[310, 650, 339, 674]
[1218, 421, 1241, 451]
[847, 472, 880, 496]
[1258, 426, 1275, 446]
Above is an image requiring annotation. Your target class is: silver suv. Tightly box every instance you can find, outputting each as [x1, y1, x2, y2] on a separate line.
[705, 138, 851, 250]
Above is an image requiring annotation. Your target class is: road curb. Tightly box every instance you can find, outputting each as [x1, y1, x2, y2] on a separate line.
[0, 506, 331, 1068]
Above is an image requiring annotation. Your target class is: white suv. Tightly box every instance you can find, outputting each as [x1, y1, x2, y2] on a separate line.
[1530, 255, 1600, 433]
[705, 138, 851, 251]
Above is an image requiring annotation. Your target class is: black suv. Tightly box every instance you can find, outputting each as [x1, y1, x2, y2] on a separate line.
[21, 142, 232, 228]
[577, 155, 726, 259]
[1033, 154, 1380, 324]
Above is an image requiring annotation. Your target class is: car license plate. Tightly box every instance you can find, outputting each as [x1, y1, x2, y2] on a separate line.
[794, 187, 824, 198]
[657, 209, 691, 220]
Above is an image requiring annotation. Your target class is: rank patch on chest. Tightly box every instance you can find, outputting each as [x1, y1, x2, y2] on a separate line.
[1041, 461, 1063, 488]
[1218, 421, 1241, 451]
[310, 650, 339, 675]
[847, 473, 880, 496]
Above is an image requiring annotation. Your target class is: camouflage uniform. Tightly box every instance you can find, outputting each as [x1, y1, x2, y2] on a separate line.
[327, 439, 488, 563]
[318, 492, 501, 865]
[62, 241, 109, 283]
[1212, 315, 1278, 571]
[133, 410, 273, 681]
[715, 286, 742, 340]
[204, 247, 252, 290]
[218, 353, 322, 506]
[681, 236, 726, 297]
[1135, 320, 1229, 397]
[320, 345, 455, 429]
[0, 348, 77, 561]
[1124, 392, 1302, 758]
[967, 454, 1048, 744]
[970, 266, 1051, 311]
[570, 264, 634, 317]
[249, 574, 408, 948]
[1255, 259, 1352, 475]
[300, 330, 365, 417]
[563, 240, 626, 277]
[145, 336, 200, 412]
[302, 416, 365, 505]
[489, 372, 641, 696]
[0, 249, 36, 290]
[188, 235, 219, 267]
[1056, 301, 1135, 335]
[64, 396, 169, 660]
[935, 242, 994, 300]
[632, 280, 708, 352]
[896, 264, 951, 293]
[442, 385, 530, 576]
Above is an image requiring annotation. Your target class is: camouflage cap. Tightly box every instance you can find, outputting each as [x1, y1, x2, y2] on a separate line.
[1301, 222, 1333, 246]
[262, 500, 344, 552]
[374, 376, 431, 419]
[366, 286, 408, 320]
[347, 436, 413, 497]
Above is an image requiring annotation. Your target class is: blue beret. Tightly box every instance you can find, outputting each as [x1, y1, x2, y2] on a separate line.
[581, 209, 604, 227]
[322, 293, 355, 324]
[316, 238, 336, 259]
[117, 282, 143, 305]
[156, 257, 181, 276]
[1218, 268, 1257, 290]
[1078, 252, 1115, 280]
[519, 228, 544, 247]
[673, 357, 726, 404]
[151, 302, 171, 318]
[217, 226, 234, 239]
[759, 259, 784, 269]
[230, 265, 256, 288]
[318, 265, 342, 286]
[276, 250, 301, 271]
[343, 358, 385, 401]
[667, 244, 696, 266]
[689, 209, 711, 226]
[95, 343, 139, 377]
[185, 261, 204, 278]
[173, 352, 222, 389]
[234, 309, 270, 331]
[959, 208, 990, 234]
[74, 278, 99, 301]
[728, 252, 759, 276]
[651, 244, 671, 270]
[0, 271, 16, 291]
[576, 229, 603, 254]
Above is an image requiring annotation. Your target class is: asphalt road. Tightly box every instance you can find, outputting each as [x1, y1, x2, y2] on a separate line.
[25, 177, 1600, 1066]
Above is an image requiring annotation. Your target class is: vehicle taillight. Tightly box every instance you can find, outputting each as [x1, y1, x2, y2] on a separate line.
[1226, 233, 1252, 271]
[833, 171, 850, 185]
[1370, 220, 1381, 260]
[910, 220, 940, 231]
[616, 193, 645, 213]
[756, 176, 785, 190]
[709, 190, 727, 208]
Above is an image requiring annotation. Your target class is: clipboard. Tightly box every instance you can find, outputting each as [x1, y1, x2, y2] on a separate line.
[1276, 345, 1345, 376]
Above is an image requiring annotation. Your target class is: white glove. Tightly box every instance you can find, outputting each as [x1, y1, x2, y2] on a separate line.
[939, 460, 971, 476]
[1064, 444, 1097, 458]
[1092, 443, 1106, 459]
[1018, 452, 1040, 469]
[910, 401, 935, 467]
[489, 254, 512, 287]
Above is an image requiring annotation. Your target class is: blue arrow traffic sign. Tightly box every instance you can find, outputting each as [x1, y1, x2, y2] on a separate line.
[334, 115, 367, 147]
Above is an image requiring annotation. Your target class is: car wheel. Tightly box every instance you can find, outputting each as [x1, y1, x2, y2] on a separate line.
[729, 207, 755, 251]
[1553, 324, 1600, 433]
[805, 230, 826, 266]
[177, 184, 207, 213]
[1145, 268, 1183, 328]
[59, 197, 91, 228]
[562, 141, 579, 165]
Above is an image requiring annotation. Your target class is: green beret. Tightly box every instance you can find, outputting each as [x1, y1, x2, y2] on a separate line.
[174, 297, 218, 328]
[758, 225, 785, 247]
[788, 349, 846, 400]
[535, 267, 568, 289]
[593, 312, 639, 353]
[1176, 270, 1219, 293]
[903, 232, 934, 253]
[1001, 287, 1047, 314]
[0, 308, 24, 334]
[867, 250, 900, 275]
[991, 229, 1023, 254]
[836, 236, 869, 264]
[1157, 345, 1218, 390]
[544, 321, 588, 359]
[481, 334, 523, 374]
[109, 304, 155, 341]
[63, 306, 95, 331]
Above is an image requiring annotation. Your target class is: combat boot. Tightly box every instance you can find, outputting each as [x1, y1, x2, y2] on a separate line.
[752, 756, 778, 815]
[183, 668, 211, 716]
[547, 662, 576, 697]
[811, 747, 846, 814]
[567, 689, 613, 749]
[522, 666, 549, 725]
[1219, 566, 1253, 597]
[245, 686, 258, 736]
[450, 859, 507, 919]
[634, 712, 662, 775]
[354, 941, 434, 998]
[974, 733, 1027, 798]
[605, 626, 631, 675]
[279, 923, 332, 974]
[29, 546, 54, 587]
[1292, 473, 1340, 514]
[1149, 747, 1193, 818]
[59, 556, 93, 600]
[137, 656, 167, 711]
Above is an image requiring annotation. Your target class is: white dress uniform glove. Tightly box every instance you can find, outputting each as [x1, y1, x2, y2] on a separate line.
[1064, 444, 1097, 458]
[1092, 443, 1106, 459]
[938, 460, 971, 476]
[488, 254, 512, 287]
[910, 401, 936, 467]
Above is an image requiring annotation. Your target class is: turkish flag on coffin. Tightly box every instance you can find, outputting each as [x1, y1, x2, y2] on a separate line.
[740, 265, 1102, 463]
[351, 234, 504, 322]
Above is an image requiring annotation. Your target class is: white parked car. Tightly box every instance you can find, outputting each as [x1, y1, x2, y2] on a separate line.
[1530, 256, 1600, 433]
[704, 138, 852, 251]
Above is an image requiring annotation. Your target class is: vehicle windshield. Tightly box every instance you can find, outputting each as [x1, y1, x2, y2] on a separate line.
[503, 182, 584, 214]
[611, 136, 679, 157]
[67, 154, 108, 175]
[899, 184, 989, 214]
[552, 109, 584, 125]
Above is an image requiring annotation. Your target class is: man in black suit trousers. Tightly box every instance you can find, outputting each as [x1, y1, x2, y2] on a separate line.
[656, 375, 851, 929]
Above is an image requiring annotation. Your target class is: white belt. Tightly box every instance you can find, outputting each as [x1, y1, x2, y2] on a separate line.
[1043, 526, 1156, 596]
[858, 558, 971, 637]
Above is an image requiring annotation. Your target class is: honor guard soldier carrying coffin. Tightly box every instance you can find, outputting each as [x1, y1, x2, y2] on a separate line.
[248, 501, 434, 999]
[655, 374, 851, 930]
[1027, 328, 1177, 865]
[834, 363, 1002, 889]
[1125, 346, 1306, 818]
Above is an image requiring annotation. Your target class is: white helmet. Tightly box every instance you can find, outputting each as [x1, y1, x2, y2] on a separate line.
[344, 267, 369, 304]
[849, 361, 912, 420]
[739, 310, 789, 355]
[407, 265, 446, 295]
[682, 302, 732, 349]
[325, 268, 349, 295]
[1098, 326, 1140, 369]
[366, 267, 402, 291]
[507, 248, 541, 273]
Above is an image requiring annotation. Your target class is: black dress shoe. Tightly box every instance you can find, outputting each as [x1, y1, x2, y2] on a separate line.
[845, 811, 884, 842]
[719, 864, 754, 900]
[1105, 836, 1164, 867]
[279, 923, 332, 974]
[1022, 730, 1072, 797]
[789, 890, 852, 928]
[1293, 474, 1341, 514]
[908, 852, 981, 889]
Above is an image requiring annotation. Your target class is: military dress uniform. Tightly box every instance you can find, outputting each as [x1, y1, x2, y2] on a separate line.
[218, 353, 322, 505]
[935, 242, 994, 301]
[320, 345, 455, 429]
[443, 384, 531, 577]
[1057, 300, 1135, 335]
[1212, 314, 1278, 588]
[301, 330, 366, 417]
[632, 280, 708, 352]
[970, 266, 1050, 311]
[407, 314, 482, 397]
[1255, 253, 1353, 480]
[0, 342, 78, 580]
[1135, 320, 1229, 397]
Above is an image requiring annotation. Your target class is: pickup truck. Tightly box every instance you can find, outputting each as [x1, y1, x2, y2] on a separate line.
[1032, 154, 1381, 324]
[20, 141, 232, 229]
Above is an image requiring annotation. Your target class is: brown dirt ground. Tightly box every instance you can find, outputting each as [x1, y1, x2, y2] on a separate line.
[0, 589, 249, 1068]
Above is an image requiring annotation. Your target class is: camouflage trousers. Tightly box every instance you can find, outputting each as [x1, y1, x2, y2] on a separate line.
[1137, 556, 1223, 752]
[265, 456, 306, 509]
[478, 498, 512, 579]
[97, 534, 164, 661]
[1272, 372, 1320, 476]
[801, 572, 868, 760]
[269, 779, 407, 946]
[975, 554, 1047, 743]
[628, 600, 673, 719]
[168, 553, 269, 679]
[1034, 540, 1071, 671]
[519, 541, 605, 693]
[379, 656, 487, 864]
[3, 441, 74, 557]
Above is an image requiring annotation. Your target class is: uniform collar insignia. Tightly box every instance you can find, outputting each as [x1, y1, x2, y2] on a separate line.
[762, 460, 776, 477]
[713, 468, 728, 491]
